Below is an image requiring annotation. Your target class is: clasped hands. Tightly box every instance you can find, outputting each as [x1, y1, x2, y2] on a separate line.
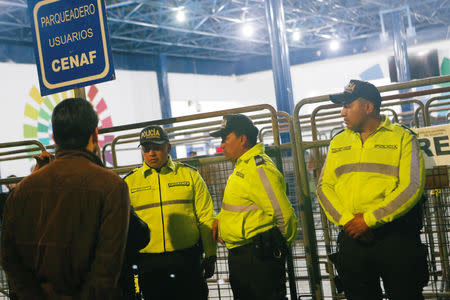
[344, 213, 374, 242]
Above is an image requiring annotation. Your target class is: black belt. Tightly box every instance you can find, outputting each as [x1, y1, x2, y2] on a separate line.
[229, 227, 286, 258]
[228, 242, 255, 255]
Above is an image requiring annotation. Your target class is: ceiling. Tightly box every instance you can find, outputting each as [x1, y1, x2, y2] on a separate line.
[1, 0, 450, 63]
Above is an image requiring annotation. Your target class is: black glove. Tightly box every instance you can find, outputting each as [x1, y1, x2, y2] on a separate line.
[201, 256, 216, 279]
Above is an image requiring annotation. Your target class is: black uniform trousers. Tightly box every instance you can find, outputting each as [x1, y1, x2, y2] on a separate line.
[228, 228, 287, 300]
[334, 228, 429, 300]
[138, 245, 208, 300]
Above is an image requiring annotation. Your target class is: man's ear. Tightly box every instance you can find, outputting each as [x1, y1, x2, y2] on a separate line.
[92, 128, 98, 145]
[240, 134, 248, 146]
[52, 134, 55, 143]
[167, 143, 172, 152]
[364, 101, 374, 115]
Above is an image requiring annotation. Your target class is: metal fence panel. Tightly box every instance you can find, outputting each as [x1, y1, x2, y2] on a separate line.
[293, 76, 450, 299]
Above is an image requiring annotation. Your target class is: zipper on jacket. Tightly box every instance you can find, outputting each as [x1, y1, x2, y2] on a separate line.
[355, 134, 363, 213]
[157, 172, 166, 252]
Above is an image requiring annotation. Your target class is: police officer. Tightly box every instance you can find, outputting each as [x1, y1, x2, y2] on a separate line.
[210, 114, 298, 300]
[317, 80, 428, 300]
[124, 125, 216, 300]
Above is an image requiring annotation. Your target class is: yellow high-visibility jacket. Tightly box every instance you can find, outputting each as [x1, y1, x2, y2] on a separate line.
[124, 156, 216, 257]
[317, 117, 425, 228]
[218, 143, 299, 249]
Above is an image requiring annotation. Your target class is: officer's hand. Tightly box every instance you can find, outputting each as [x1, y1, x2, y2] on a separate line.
[202, 256, 216, 279]
[344, 213, 369, 239]
[32, 151, 54, 172]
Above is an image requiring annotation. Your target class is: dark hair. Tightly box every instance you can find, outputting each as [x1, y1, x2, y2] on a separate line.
[52, 98, 98, 150]
[359, 97, 380, 114]
[234, 127, 258, 148]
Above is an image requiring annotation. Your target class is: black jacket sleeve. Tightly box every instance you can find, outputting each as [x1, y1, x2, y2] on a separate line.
[126, 207, 150, 256]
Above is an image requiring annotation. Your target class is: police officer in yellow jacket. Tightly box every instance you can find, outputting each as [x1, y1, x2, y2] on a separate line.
[124, 125, 216, 300]
[210, 114, 298, 300]
[317, 80, 428, 300]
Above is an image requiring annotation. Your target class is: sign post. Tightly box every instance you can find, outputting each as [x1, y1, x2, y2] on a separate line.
[74, 87, 86, 99]
[28, 0, 115, 96]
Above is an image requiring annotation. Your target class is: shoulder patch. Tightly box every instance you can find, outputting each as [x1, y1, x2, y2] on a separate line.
[123, 168, 139, 180]
[254, 155, 265, 166]
[180, 162, 198, 171]
[398, 124, 417, 136]
[331, 128, 345, 140]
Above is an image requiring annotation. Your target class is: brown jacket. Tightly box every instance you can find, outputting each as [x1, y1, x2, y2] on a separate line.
[1, 149, 130, 299]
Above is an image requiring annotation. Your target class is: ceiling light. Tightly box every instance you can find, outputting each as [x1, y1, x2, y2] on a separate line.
[329, 40, 340, 51]
[242, 23, 254, 37]
[176, 10, 186, 22]
[292, 31, 301, 41]
[417, 50, 429, 56]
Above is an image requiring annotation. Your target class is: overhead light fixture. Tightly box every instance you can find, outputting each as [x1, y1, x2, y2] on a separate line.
[176, 9, 186, 22]
[329, 40, 340, 51]
[242, 23, 254, 37]
[292, 30, 301, 41]
[417, 50, 429, 56]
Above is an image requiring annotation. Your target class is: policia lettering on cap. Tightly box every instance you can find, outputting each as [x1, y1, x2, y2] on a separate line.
[210, 114, 298, 300]
[124, 125, 217, 300]
[317, 80, 429, 299]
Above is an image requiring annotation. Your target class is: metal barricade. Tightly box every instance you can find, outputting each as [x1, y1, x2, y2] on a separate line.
[105, 105, 304, 300]
[293, 75, 450, 299]
[1, 76, 450, 299]
[258, 111, 323, 299]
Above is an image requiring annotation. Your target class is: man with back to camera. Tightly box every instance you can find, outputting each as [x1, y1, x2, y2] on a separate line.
[30, 147, 150, 300]
[210, 114, 299, 300]
[1, 98, 130, 299]
[124, 125, 217, 300]
[317, 80, 429, 300]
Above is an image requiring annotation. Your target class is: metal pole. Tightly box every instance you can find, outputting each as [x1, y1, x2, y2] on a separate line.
[156, 54, 172, 119]
[156, 54, 176, 157]
[74, 87, 86, 99]
[391, 10, 412, 113]
[264, 0, 294, 143]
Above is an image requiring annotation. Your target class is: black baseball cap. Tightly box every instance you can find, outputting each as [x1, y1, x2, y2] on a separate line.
[139, 125, 169, 145]
[329, 80, 382, 108]
[210, 114, 258, 139]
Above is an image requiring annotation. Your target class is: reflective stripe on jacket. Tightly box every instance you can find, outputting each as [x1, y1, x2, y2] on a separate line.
[317, 117, 425, 228]
[124, 156, 216, 257]
[218, 143, 299, 249]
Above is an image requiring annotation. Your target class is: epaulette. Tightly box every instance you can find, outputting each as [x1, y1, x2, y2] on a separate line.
[123, 168, 139, 180]
[254, 155, 265, 166]
[180, 162, 198, 171]
[398, 124, 417, 136]
[331, 128, 345, 140]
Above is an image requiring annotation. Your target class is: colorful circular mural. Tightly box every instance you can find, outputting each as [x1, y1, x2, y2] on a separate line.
[24, 85, 115, 165]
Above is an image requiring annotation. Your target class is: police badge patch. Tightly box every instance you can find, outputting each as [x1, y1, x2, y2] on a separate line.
[254, 155, 265, 166]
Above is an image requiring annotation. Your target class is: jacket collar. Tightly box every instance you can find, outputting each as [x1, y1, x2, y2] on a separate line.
[237, 143, 265, 165]
[371, 115, 394, 135]
[142, 155, 175, 177]
[346, 114, 393, 137]
[55, 149, 104, 167]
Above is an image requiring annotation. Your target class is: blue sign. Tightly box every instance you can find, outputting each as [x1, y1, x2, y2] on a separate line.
[28, 0, 115, 96]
